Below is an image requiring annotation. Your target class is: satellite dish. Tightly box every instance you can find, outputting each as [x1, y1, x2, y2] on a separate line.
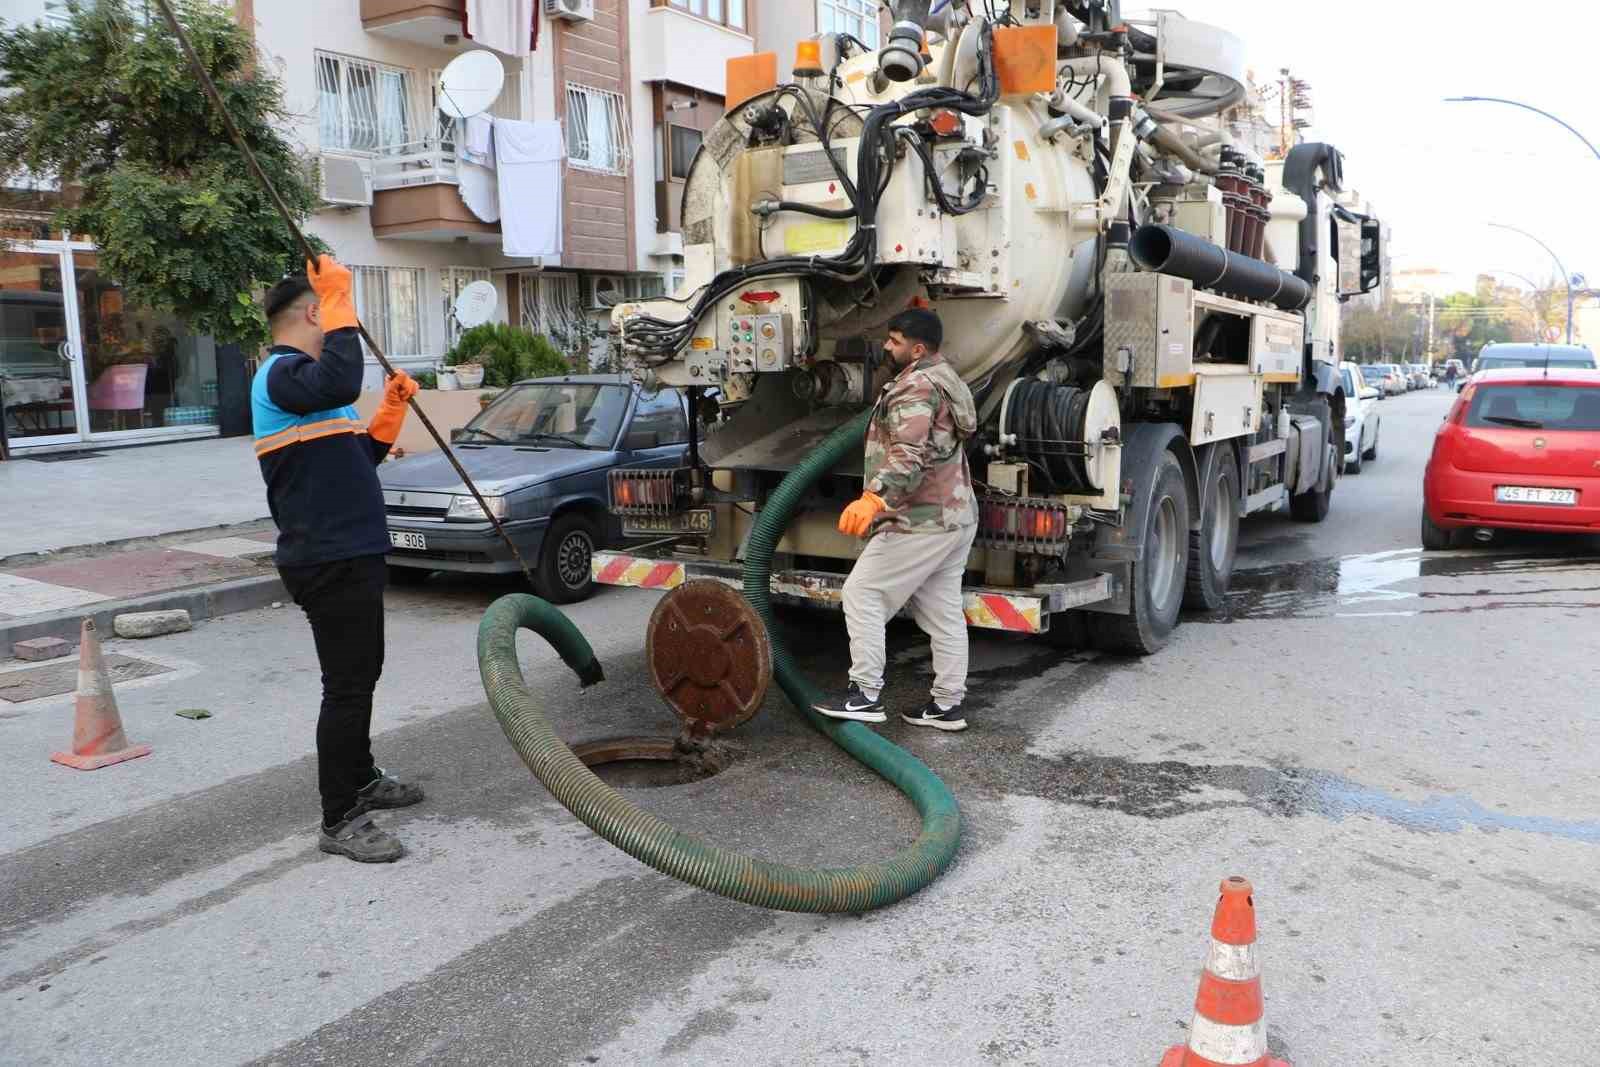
[453, 281, 499, 329]
[437, 50, 505, 120]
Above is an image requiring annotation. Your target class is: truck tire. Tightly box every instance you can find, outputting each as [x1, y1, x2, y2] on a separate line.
[1290, 399, 1334, 523]
[1363, 429, 1378, 463]
[1097, 452, 1190, 655]
[1183, 444, 1239, 613]
[537, 513, 598, 604]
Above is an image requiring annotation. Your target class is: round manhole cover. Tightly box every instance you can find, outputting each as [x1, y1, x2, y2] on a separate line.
[644, 580, 772, 736]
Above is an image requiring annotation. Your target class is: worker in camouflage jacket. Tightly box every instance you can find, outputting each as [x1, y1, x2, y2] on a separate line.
[816, 308, 979, 732]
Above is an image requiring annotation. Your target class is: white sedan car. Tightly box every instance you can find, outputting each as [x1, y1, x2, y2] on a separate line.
[1339, 363, 1381, 474]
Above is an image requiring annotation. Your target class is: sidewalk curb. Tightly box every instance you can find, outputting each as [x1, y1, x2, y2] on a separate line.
[1, 575, 287, 657]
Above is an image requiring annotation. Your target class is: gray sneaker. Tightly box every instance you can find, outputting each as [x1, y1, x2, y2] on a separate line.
[320, 812, 405, 863]
[358, 769, 424, 810]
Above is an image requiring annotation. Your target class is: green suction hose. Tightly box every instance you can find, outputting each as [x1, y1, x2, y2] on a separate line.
[477, 411, 961, 913]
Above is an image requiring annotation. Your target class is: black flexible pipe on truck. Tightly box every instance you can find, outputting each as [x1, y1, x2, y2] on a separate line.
[1129, 224, 1312, 311]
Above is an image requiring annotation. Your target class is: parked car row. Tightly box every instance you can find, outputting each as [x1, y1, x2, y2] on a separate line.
[1359, 363, 1408, 397]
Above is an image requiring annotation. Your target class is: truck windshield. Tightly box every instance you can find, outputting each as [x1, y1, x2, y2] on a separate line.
[466, 383, 631, 449]
[1466, 385, 1600, 431]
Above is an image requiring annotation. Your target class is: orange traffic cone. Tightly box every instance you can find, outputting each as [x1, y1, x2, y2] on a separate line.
[1161, 876, 1290, 1067]
[50, 619, 152, 771]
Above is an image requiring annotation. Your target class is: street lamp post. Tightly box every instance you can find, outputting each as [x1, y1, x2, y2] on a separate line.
[1487, 223, 1574, 344]
[1445, 96, 1597, 344]
[1443, 96, 1600, 161]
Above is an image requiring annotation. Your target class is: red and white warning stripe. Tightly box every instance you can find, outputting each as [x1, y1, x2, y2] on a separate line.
[591, 554, 685, 591]
[594, 554, 1046, 634]
[962, 592, 1044, 634]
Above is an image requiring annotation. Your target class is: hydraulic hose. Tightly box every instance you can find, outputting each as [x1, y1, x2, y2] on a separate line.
[477, 411, 961, 913]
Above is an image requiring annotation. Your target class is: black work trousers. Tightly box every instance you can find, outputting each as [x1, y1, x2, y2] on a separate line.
[278, 554, 387, 824]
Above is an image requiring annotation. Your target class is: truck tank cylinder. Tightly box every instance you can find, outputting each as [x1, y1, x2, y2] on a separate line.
[1129, 224, 1312, 312]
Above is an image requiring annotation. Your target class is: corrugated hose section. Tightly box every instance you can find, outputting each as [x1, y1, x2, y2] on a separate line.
[476, 410, 962, 912]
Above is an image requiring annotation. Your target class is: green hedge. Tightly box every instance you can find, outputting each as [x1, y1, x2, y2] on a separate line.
[443, 325, 570, 388]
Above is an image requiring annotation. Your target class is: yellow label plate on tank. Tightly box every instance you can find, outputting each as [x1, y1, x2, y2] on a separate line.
[783, 221, 852, 254]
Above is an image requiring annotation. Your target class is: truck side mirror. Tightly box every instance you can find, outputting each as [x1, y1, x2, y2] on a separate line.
[1358, 217, 1384, 295]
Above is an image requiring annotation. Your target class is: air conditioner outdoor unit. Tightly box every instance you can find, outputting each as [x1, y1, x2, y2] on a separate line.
[544, 0, 595, 22]
[319, 155, 372, 208]
[588, 274, 624, 308]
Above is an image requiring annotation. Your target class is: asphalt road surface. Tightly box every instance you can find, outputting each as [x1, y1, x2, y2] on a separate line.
[4, 388, 1597, 1066]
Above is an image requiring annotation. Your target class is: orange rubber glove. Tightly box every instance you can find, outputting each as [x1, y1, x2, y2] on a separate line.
[368, 370, 419, 445]
[307, 255, 359, 333]
[838, 491, 887, 538]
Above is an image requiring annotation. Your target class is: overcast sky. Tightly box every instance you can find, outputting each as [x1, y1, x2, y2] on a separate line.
[1151, 0, 1600, 291]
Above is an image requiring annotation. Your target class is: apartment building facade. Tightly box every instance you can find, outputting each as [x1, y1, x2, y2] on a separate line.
[259, 0, 755, 384]
[1, 0, 760, 458]
[1, 0, 887, 454]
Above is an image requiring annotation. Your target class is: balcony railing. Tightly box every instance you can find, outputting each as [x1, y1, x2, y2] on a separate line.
[372, 137, 462, 191]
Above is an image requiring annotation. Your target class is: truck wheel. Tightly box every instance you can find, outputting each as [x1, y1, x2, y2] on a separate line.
[1420, 511, 1457, 551]
[1097, 452, 1190, 655]
[1345, 447, 1362, 475]
[1183, 445, 1239, 612]
[1290, 400, 1334, 523]
[1363, 430, 1378, 463]
[537, 513, 598, 604]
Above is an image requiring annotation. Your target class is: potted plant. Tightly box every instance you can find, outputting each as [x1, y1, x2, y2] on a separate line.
[443, 323, 569, 388]
[453, 362, 485, 389]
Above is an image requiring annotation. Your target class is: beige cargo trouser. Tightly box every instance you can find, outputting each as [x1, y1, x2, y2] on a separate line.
[842, 523, 977, 710]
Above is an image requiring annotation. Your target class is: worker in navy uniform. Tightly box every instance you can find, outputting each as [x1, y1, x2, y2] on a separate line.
[255, 256, 423, 863]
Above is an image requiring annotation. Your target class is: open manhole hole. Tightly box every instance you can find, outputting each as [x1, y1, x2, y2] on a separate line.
[0, 654, 173, 703]
[572, 736, 738, 789]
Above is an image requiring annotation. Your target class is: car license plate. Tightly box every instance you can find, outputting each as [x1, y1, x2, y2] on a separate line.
[1495, 486, 1577, 506]
[389, 530, 428, 551]
[623, 509, 715, 537]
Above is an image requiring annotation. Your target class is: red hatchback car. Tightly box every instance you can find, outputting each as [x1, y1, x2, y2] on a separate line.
[1423, 368, 1600, 548]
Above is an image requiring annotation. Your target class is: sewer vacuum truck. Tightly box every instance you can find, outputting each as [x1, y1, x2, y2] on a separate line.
[594, 0, 1382, 714]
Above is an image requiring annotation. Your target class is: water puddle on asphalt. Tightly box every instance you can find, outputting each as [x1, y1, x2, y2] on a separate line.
[1214, 548, 1600, 621]
[1011, 752, 1600, 845]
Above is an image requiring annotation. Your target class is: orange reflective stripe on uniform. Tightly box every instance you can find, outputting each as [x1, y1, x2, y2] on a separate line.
[252, 416, 364, 457]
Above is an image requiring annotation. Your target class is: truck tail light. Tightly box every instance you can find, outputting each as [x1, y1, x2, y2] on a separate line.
[609, 469, 690, 516]
[976, 496, 1072, 555]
